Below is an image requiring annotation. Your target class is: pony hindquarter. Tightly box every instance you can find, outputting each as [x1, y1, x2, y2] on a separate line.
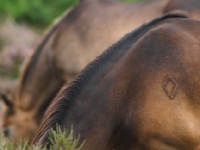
[4, 0, 200, 145]
[32, 12, 200, 150]
[1, 0, 171, 144]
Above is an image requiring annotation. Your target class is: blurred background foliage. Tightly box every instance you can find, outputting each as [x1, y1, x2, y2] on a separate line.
[0, 0, 142, 79]
[0, 0, 140, 28]
[0, 0, 79, 28]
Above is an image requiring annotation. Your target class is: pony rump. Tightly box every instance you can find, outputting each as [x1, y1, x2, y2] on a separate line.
[32, 11, 189, 146]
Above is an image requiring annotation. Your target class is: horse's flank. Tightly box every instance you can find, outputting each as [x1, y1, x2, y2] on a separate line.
[2, 0, 172, 143]
[32, 12, 195, 150]
[4, 0, 200, 146]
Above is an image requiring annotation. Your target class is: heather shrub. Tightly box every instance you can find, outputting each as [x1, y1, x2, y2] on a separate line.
[0, 125, 85, 150]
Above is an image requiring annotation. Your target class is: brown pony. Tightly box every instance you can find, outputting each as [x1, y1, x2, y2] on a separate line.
[1, 0, 171, 143]
[32, 11, 200, 150]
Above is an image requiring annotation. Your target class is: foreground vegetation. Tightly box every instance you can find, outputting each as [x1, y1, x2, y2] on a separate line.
[0, 125, 85, 150]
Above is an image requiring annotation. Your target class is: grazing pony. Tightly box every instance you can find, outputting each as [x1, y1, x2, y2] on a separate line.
[32, 11, 200, 150]
[1, 0, 171, 143]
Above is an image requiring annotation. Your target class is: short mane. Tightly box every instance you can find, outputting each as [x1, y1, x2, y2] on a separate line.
[32, 11, 189, 145]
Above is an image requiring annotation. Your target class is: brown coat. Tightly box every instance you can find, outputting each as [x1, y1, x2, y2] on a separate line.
[33, 11, 200, 150]
[1, 0, 171, 143]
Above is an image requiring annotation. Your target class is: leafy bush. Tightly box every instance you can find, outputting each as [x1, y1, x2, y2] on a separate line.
[0, 125, 85, 150]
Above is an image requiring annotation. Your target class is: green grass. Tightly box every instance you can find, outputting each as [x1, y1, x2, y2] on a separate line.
[0, 125, 85, 150]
